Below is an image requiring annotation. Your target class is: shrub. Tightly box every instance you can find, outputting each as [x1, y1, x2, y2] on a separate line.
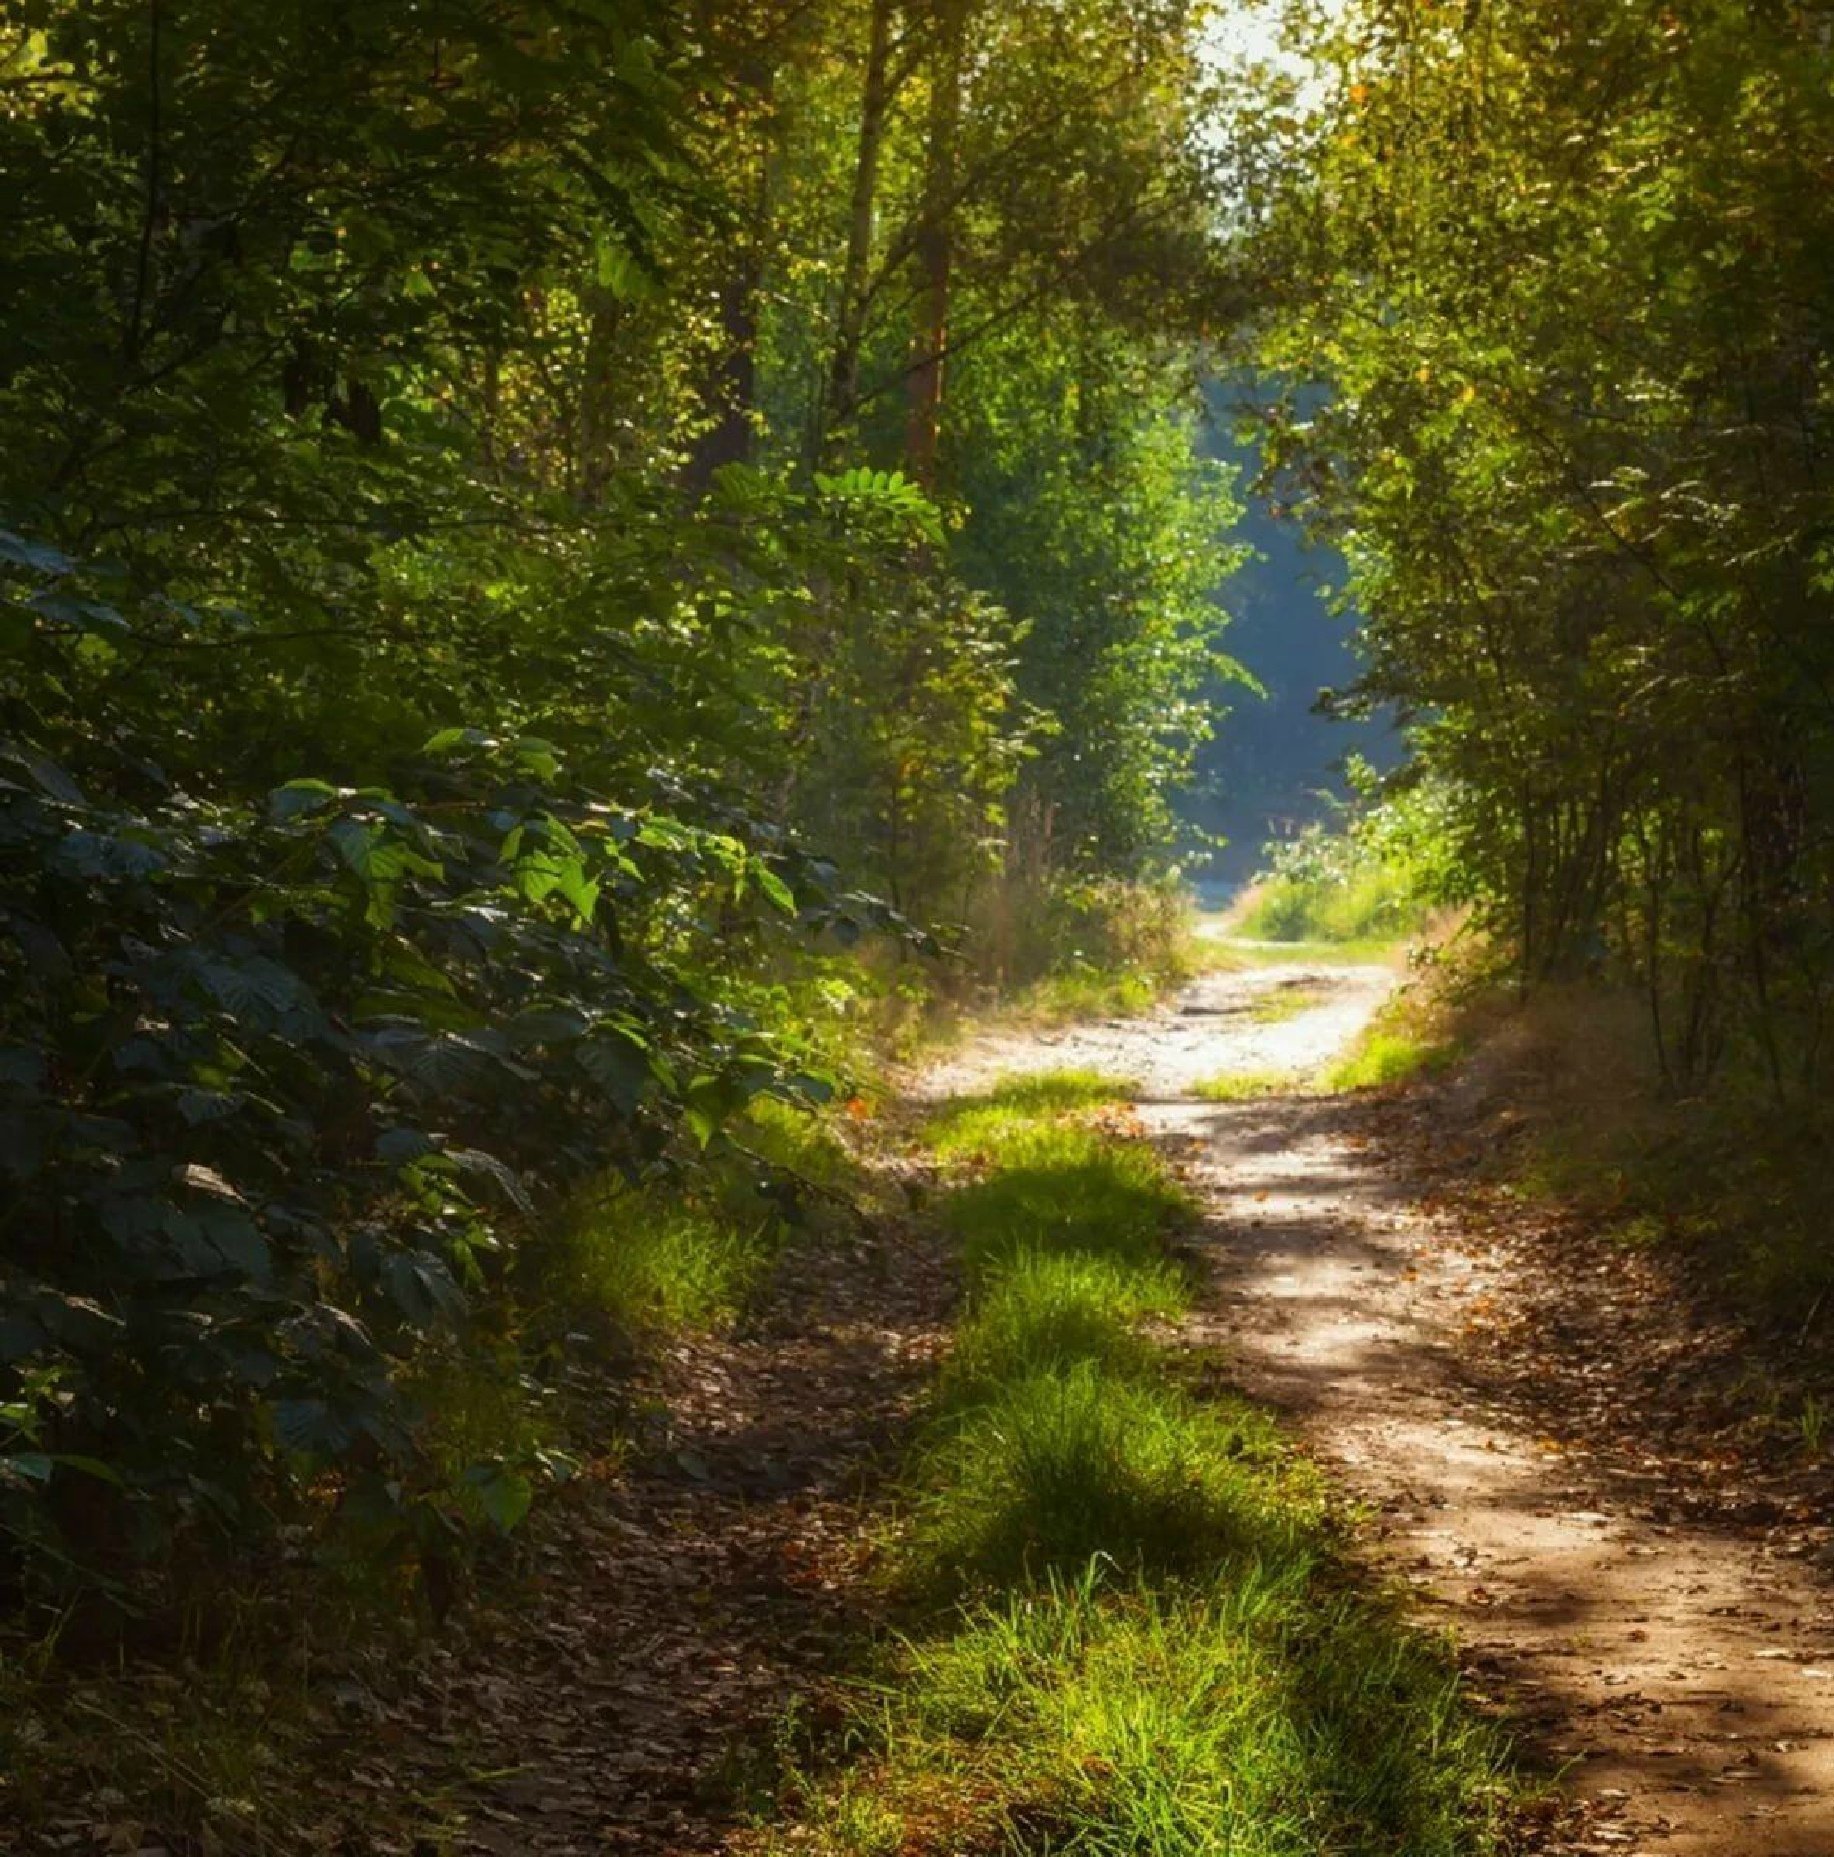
[0, 554, 911, 1599]
[975, 873, 1199, 998]
[1236, 829, 1424, 944]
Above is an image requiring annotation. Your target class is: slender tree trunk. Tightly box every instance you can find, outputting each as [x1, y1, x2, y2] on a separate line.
[685, 31, 781, 493]
[126, 0, 164, 371]
[820, 0, 897, 461]
[480, 348, 501, 476]
[905, 0, 965, 485]
[577, 289, 624, 501]
[684, 242, 764, 491]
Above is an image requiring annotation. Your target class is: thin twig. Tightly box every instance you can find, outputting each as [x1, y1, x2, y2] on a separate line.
[1798, 1288, 1826, 1350]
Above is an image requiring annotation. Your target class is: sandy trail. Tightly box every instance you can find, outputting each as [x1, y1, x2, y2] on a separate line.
[918, 959, 1395, 1101]
[936, 957, 1834, 1856]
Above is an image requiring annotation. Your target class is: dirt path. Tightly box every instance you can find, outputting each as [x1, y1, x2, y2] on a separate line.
[920, 958, 1396, 1101]
[938, 957, 1834, 1856]
[332, 1215, 952, 1857]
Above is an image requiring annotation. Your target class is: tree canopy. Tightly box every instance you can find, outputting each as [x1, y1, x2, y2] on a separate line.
[0, 0, 1239, 1596]
[1235, 0, 1834, 1091]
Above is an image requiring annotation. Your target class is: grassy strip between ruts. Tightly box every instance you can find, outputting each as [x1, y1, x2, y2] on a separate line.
[757, 1072, 1517, 1856]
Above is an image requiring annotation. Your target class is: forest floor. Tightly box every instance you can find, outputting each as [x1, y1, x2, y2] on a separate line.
[319, 1199, 957, 1857]
[928, 956, 1834, 1856]
[37, 959, 1834, 1856]
[353, 955, 1834, 1857]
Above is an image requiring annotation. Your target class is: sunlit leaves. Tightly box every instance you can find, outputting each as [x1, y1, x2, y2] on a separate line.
[813, 468, 946, 546]
[1245, 0, 1834, 1068]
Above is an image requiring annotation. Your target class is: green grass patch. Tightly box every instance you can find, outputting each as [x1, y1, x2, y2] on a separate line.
[904, 1364, 1320, 1594]
[1212, 934, 1404, 969]
[1327, 1030, 1453, 1092]
[1325, 999, 1460, 1093]
[764, 1057, 1518, 1856]
[938, 1248, 1188, 1410]
[922, 1069, 1138, 1163]
[558, 1189, 779, 1334]
[1248, 983, 1330, 1024]
[1010, 964, 1163, 1023]
[940, 1121, 1192, 1281]
[780, 1560, 1511, 1857]
[741, 1094, 862, 1189]
[1190, 1069, 1303, 1102]
[549, 1100, 866, 1337]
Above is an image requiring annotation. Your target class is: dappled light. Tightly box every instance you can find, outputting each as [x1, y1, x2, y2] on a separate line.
[6, 1, 1834, 1851]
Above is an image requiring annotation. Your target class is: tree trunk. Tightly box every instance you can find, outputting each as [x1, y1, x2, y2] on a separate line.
[684, 21, 782, 493]
[820, 0, 897, 461]
[684, 250, 764, 491]
[905, 0, 965, 485]
[577, 287, 624, 502]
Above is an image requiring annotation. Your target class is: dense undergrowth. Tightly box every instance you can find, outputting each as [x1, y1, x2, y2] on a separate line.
[762, 1073, 1515, 1856]
[0, 0, 1240, 1661]
[0, 1081, 879, 1841]
[0, 937, 1211, 1849]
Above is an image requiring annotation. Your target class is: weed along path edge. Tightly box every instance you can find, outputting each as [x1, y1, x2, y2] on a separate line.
[926, 956, 1834, 1856]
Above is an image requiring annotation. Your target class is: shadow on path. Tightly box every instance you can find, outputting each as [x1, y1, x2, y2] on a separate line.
[1148, 1082, 1834, 1857]
[354, 1221, 953, 1856]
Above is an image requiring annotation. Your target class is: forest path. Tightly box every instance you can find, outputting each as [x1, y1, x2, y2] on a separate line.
[918, 954, 1396, 1101]
[932, 954, 1834, 1856]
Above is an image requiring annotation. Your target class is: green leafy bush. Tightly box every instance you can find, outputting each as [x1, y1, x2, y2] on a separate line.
[0, 550, 914, 1599]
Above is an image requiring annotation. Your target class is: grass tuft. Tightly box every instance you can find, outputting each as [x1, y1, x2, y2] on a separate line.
[1326, 989, 1460, 1092]
[905, 1364, 1317, 1593]
[1327, 1030, 1451, 1091]
[921, 1069, 1138, 1162]
[886, 1562, 1506, 1857]
[941, 1123, 1192, 1281]
[1233, 860, 1426, 945]
[1190, 1069, 1302, 1102]
[548, 1100, 867, 1337]
[938, 1248, 1187, 1409]
[556, 1187, 779, 1334]
[1010, 965, 1164, 1023]
[1248, 982, 1330, 1024]
[1210, 934, 1407, 969]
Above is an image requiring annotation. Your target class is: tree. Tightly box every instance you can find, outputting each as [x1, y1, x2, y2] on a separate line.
[1239, 0, 1834, 1089]
[0, 0, 1238, 1600]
